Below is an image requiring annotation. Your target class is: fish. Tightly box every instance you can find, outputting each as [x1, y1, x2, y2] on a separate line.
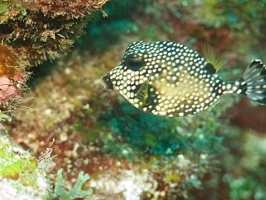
[102, 41, 266, 117]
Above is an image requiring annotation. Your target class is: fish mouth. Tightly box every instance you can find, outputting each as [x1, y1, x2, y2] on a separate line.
[101, 73, 114, 89]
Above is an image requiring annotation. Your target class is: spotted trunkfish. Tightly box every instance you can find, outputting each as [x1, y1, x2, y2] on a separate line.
[102, 41, 266, 117]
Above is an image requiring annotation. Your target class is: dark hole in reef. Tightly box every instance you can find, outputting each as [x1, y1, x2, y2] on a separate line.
[27, 60, 56, 87]
[0, 24, 13, 34]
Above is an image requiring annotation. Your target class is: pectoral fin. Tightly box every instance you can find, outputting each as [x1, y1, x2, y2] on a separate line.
[135, 77, 150, 107]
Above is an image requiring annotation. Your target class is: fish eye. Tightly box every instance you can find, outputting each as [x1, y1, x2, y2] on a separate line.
[126, 59, 144, 71]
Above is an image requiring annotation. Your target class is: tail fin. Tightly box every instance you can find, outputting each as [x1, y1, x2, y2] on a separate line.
[242, 59, 266, 105]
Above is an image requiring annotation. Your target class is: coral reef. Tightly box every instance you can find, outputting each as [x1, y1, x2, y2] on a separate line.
[0, 112, 49, 199]
[0, 0, 108, 111]
[0, 0, 108, 67]
[0, 44, 26, 110]
[0, 112, 92, 199]
[1, 0, 266, 199]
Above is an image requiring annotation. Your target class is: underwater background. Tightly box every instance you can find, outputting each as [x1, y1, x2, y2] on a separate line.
[0, 0, 266, 199]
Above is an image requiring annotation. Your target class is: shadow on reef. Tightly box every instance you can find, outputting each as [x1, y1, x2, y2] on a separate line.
[92, 97, 226, 158]
[27, 61, 57, 87]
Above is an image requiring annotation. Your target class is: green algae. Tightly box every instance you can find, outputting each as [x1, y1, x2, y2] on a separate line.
[0, 2, 7, 14]
[52, 169, 92, 200]
[0, 114, 50, 199]
[0, 113, 94, 199]
[0, 113, 36, 179]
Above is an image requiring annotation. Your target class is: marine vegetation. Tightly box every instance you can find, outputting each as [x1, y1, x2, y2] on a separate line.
[0, 111, 93, 199]
[51, 169, 93, 199]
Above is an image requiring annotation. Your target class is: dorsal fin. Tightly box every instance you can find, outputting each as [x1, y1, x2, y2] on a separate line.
[201, 43, 226, 72]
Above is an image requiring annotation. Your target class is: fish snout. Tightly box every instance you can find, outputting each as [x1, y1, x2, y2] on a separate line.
[101, 74, 114, 89]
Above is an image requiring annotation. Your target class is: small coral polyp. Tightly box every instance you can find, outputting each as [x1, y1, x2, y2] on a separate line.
[0, 44, 24, 105]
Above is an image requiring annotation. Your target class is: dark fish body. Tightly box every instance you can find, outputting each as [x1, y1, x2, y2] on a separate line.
[102, 41, 266, 117]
